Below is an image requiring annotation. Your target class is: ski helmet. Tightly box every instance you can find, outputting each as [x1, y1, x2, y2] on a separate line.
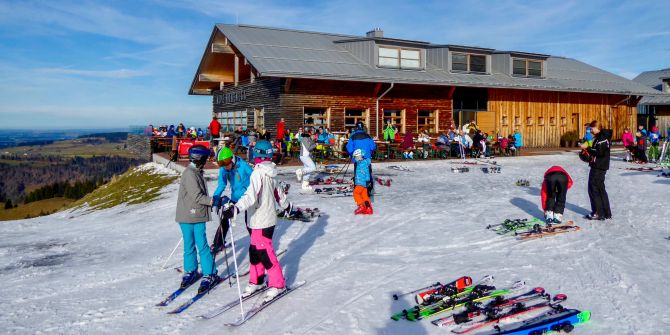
[217, 147, 233, 162]
[253, 140, 274, 158]
[188, 145, 210, 167]
[353, 148, 364, 158]
[578, 148, 591, 163]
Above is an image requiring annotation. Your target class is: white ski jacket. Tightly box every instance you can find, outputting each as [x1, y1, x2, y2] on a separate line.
[234, 161, 288, 229]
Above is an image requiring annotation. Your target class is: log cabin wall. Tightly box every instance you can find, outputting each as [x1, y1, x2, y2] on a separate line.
[489, 88, 636, 147]
[280, 79, 453, 138]
[212, 78, 281, 133]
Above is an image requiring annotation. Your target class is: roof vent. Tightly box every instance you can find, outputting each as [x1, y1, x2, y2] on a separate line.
[366, 28, 384, 38]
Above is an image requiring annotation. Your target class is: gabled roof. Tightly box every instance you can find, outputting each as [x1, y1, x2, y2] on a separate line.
[192, 24, 660, 96]
[633, 68, 670, 105]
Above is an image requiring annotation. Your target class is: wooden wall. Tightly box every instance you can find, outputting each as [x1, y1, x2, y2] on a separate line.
[213, 78, 281, 133]
[489, 89, 636, 147]
[280, 80, 453, 138]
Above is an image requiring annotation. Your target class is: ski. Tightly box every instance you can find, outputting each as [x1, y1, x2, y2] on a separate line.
[375, 177, 392, 187]
[406, 281, 525, 321]
[515, 222, 581, 240]
[414, 276, 475, 305]
[487, 218, 545, 235]
[278, 207, 320, 222]
[488, 309, 591, 335]
[449, 293, 566, 334]
[225, 280, 307, 327]
[167, 275, 225, 314]
[432, 287, 548, 328]
[198, 286, 269, 319]
[387, 165, 413, 172]
[156, 272, 202, 307]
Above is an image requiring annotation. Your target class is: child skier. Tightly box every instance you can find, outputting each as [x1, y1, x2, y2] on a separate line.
[222, 140, 292, 302]
[175, 145, 219, 293]
[648, 125, 661, 162]
[210, 147, 253, 255]
[352, 149, 373, 215]
[540, 166, 573, 224]
[295, 127, 316, 190]
[634, 131, 648, 163]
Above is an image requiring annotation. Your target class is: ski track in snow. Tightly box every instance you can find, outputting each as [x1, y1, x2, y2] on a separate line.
[0, 155, 669, 334]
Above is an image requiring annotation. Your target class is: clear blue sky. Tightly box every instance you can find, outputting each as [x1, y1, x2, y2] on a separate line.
[1, 0, 668, 129]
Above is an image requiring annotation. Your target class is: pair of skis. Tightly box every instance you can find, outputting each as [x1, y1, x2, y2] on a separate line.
[278, 207, 320, 222]
[515, 221, 581, 240]
[486, 218, 544, 235]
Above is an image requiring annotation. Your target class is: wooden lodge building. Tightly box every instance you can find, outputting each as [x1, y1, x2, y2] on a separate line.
[189, 24, 659, 147]
[633, 68, 670, 134]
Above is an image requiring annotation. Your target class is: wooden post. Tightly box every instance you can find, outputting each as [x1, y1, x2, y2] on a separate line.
[250, 69, 255, 84]
[234, 55, 239, 87]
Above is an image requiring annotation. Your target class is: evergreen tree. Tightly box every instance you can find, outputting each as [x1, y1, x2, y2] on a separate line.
[4, 199, 12, 209]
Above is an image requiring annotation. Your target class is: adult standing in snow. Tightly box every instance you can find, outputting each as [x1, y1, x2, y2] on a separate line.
[295, 127, 317, 190]
[175, 145, 219, 293]
[276, 118, 285, 156]
[222, 140, 292, 303]
[541, 166, 573, 224]
[208, 116, 221, 146]
[346, 122, 376, 195]
[210, 147, 253, 255]
[352, 149, 373, 215]
[580, 120, 612, 220]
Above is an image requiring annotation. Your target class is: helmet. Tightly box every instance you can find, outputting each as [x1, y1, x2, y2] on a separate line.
[253, 140, 274, 158]
[188, 145, 210, 167]
[217, 147, 233, 162]
[353, 149, 364, 158]
[355, 121, 365, 130]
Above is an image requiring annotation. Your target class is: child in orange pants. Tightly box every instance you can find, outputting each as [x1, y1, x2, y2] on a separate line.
[352, 149, 373, 215]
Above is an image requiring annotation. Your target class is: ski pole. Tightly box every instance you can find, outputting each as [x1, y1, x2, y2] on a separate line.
[227, 204, 245, 318]
[392, 282, 442, 300]
[219, 213, 233, 287]
[161, 238, 182, 269]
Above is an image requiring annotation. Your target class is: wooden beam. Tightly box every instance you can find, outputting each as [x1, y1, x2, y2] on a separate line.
[211, 43, 234, 54]
[244, 57, 248, 65]
[372, 83, 382, 96]
[447, 86, 456, 99]
[198, 73, 233, 82]
[191, 88, 212, 95]
[284, 78, 292, 92]
[234, 55, 239, 87]
[250, 70, 255, 84]
[219, 82, 224, 90]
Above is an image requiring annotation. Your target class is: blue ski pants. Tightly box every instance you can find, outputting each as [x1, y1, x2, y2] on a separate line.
[179, 222, 216, 276]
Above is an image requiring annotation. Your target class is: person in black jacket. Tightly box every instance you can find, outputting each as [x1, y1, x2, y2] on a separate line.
[580, 120, 612, 220]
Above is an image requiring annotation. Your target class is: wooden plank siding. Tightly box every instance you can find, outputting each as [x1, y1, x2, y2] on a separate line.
[280, 79, 453, 138]
[212, 78, 281, 132]
[489, 88, 636, 147]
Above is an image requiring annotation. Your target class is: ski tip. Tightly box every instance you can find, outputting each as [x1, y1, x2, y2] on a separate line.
[578, 310, 592, 322]
[392, 294, 399, 300]
[553, 293, 568, 302]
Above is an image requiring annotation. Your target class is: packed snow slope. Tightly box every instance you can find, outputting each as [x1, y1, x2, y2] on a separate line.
[1, 154, 669, 334]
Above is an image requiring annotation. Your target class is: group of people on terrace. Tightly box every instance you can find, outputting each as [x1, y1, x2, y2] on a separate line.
[145, 123, 208, 139]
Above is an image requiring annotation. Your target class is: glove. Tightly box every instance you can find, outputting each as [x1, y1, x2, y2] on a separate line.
[213, 195, 222, 209]
[221, 195, 231, 204]
[222, 203, 238, 219]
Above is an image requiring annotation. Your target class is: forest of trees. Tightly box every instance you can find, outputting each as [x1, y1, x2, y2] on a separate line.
[0, 154, 143, 206]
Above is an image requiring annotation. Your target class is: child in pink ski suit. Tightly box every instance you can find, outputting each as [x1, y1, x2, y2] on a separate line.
[223, 140, 292, 302]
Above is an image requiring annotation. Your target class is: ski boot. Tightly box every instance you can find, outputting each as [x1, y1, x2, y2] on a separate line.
[553, 213, 563, 224]
[354, 204, 367, 215]
[363, 201, 373, 215]
[197, 274, 220, 294]
[263, 287, 286, 303]
[180, 271, 202, 289]
[242, 283, 264, 298]
[544, 211, 554, 224]
[481, 167, 489, 173]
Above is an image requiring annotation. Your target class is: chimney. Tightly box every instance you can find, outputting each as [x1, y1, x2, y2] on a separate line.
[366, 28, 384, 38]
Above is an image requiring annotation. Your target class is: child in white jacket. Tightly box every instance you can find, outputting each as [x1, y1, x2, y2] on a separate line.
[222, 140, 292, 302]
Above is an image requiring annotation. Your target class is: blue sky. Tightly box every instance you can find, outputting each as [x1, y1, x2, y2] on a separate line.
[0, 0, 668, 129]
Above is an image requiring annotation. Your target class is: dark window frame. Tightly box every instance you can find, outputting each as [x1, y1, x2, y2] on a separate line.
[512, 58, 544, 77]
[451, 52, 488, 74]
[378, 46, 423, 70]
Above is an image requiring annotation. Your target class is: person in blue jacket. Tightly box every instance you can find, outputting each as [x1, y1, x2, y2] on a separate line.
[513, 129, 523, 150]
[210, 147, 253, 255]
[346, 122, 376, 194]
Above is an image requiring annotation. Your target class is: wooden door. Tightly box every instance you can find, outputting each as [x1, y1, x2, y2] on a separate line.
[571, 113, 580, 135]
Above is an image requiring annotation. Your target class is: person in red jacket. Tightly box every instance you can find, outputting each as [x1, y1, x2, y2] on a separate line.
[208, 116, 221, 147]
[276, 118, 285, 155]
[541, 166, 573, 224]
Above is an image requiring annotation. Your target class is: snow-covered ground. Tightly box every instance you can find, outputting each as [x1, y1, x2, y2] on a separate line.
[1, 154, 669, 334]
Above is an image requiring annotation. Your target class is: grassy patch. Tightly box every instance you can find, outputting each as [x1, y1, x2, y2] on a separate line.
[4, 139, 137, 158]
[0, 197, 74, 221]
[70, 165, 177, 211]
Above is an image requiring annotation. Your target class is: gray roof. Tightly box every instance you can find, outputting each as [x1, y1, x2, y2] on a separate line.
[215, 24, 660, 96]
[633, 68, 670, 105]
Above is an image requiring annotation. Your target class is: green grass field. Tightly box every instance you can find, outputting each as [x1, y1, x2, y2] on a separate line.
[0, 197, 74, 221]
[3, 139, 137, 158]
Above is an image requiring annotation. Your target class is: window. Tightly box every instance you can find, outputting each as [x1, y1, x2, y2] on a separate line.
[513, 58, 543, 77]
[451, 53, 487, 73]
[304, 107, 329, 128]
[253, 108, 264, 130]
[378, 46, 422, 69]
[417, 110, 437, 132]
[218, 110, 248, 132]
[344, 109, 367, 131]
[383, 109, 404, 132]
[502, 115, 509, 126]
[538, 116, 545, 126]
